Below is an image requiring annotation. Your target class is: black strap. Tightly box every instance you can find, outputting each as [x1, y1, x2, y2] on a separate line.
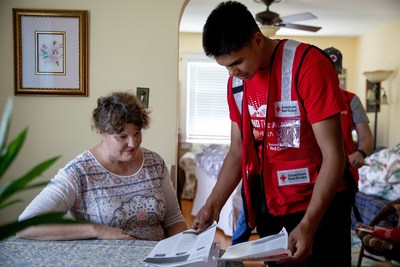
[353, 200, 363, 223]
[343, 162, 363, 223]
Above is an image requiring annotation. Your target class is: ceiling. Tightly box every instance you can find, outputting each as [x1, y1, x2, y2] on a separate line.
[180, 0, 400, 36]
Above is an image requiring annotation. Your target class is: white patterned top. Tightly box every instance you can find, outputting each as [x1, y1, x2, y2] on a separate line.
[19, 148, 184, 241]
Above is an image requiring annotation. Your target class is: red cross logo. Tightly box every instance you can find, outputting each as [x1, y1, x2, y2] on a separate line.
[280, 174, 287, 182]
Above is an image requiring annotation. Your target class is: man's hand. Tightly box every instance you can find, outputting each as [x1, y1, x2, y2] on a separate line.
[192, 203, 219, 232]
[277, 223, 314, 266]
[348, 151, 365, 168]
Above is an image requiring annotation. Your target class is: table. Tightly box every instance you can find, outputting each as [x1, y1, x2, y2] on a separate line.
[0, 236, 155, 266]
[0, 237, 244, 267]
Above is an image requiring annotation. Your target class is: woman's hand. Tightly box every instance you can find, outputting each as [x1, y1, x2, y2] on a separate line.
[94, 224, 135, 240]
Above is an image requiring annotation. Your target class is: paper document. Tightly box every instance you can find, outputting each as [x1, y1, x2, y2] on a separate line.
[218, 227, 291, 262]
[143, 221, 218, 267]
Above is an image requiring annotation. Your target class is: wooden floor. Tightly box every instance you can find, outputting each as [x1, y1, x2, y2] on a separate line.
[181, 198, 263, 267]
[181, 199, 369, 267]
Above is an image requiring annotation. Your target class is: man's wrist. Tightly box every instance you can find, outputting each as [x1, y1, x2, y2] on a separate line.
[357, 149, 367, 158]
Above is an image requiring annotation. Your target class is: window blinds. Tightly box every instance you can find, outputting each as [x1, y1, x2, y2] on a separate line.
[184, 60, 230, 143]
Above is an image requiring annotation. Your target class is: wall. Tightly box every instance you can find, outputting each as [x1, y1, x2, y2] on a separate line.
[355, 18, 400, 149]
[0, 0, 186, 224]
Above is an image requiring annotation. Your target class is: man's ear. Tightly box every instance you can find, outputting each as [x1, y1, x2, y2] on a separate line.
[253, 32, 264, 48]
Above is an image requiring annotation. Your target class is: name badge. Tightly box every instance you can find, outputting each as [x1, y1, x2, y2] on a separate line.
[277, 168, 310, 186]
[274, 101, 300, 117]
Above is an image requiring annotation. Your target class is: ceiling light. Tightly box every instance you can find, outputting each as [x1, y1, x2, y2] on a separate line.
[259, 25, 280, 37]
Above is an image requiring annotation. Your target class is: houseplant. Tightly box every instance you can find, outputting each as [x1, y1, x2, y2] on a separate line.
[0, 98, 73, 240]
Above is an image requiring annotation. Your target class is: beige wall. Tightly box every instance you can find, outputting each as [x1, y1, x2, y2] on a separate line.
[0, 0, 186, 224]
[356, 18, 400, 149]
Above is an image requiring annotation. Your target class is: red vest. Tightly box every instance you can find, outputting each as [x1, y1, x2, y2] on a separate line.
[340, 90, 359, 182]
[229, 40, 347, 227]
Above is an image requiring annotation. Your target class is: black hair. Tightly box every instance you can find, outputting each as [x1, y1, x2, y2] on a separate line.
[202, 1, 260, 57]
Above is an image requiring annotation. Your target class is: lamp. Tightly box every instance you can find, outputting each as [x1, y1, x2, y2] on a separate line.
[363, 70, 393, 150]
[367, 86, 388, 104]
[381, 88, 388, 105]
[363, 70, 393, 83]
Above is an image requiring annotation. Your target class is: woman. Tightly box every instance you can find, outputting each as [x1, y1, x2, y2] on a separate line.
[18, 92, 187, 241]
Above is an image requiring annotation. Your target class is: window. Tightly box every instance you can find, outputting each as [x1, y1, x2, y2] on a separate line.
[181, 54, 230, 143]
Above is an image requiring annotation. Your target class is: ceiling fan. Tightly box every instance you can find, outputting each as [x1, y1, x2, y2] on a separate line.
[254, 0, 321, 32]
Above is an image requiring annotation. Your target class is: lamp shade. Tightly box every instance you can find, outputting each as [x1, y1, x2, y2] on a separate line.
[363, 70, 393, 83]
[260, 25, 280, 37]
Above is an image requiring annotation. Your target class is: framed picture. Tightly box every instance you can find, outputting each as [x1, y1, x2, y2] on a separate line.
[13, 9, 88, 96]
[366, 80, 380, 113]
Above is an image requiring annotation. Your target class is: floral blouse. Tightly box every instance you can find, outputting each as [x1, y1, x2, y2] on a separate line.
[19, 148, 184, 241]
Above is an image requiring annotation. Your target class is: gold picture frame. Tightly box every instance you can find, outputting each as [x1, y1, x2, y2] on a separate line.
[13, 9, 89, 96]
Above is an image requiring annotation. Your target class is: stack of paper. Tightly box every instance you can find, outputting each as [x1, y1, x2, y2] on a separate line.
[218, 227, 291, 262]
[143, 221, 218, 267]
[143, 223, 291, 266]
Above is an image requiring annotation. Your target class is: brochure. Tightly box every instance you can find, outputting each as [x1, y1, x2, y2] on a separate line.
[143, 221, 218, 267]
[217, 227, 291, 262]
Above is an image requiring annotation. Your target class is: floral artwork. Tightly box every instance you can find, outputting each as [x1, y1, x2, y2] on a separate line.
[14, 9, 88, 95]
[36, 32, 65, 75]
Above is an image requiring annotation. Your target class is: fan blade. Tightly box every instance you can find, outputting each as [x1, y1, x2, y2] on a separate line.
[280, 12, 317, 23]
[283, 23, 321, 32]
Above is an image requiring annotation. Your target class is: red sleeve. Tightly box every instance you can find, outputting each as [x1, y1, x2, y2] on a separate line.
[227, 77, 242, 126]
[297, 47, 344, 124]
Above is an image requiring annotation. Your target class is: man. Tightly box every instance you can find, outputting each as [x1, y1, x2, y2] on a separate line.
[192, 1, 352, 266]
[324, 47, 373, 174]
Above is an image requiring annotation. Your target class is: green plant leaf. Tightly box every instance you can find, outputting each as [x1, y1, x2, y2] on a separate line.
[21, 181, 51, 190]
[0, 212, 76, 240]
[0, 156, 60, 205]
[0, 181, 49, 207]
[0, 98, 13, 152]
[0, 199, 21, 210]
[0, 97, 69, 240]
[0, 128, 27, 179]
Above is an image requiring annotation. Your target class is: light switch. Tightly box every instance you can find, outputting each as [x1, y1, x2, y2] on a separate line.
[136, 87, 149, 108]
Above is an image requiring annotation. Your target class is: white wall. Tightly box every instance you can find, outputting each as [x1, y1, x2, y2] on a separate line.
[0, 0, 186, 224]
